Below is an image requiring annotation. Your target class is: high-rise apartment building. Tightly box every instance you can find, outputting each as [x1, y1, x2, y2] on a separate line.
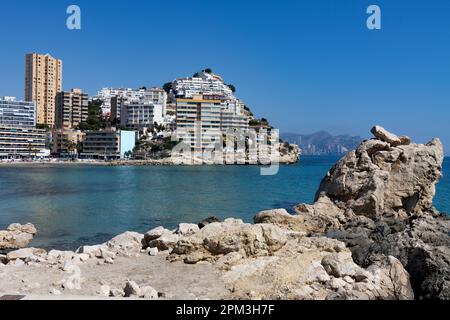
[176, 94, 222, 151]
[0, 96, 36, 128]
[56, 89, 88, 129]
[120, 100, 154, 130]
[25, 53, 63, 126]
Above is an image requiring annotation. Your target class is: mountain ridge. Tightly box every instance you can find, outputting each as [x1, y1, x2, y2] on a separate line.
[281, 131, 363, 156]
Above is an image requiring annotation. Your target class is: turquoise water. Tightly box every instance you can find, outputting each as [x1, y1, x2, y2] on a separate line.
[0, 156, 449, 250]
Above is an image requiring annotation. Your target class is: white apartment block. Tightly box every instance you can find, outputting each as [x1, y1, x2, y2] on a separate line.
[176, 95, 222, 151]
[172, 71, 247, 117]
[99, 87, 166, 124]
[172, 71, 233, 99]
[120, 100, 154, 130]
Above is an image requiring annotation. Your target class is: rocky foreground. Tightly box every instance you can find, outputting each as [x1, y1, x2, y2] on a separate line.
[0, 126, 448, 300]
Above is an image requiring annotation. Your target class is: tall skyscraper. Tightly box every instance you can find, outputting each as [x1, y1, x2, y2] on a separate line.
[25, 53, 63, 127]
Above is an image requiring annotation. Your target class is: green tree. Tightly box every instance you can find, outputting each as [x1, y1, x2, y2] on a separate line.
[227, 84, 236, 93]
[36, 124, 50, 130]
[204, 68, 213, 74]
[163, 82, 173, 94]
[78, 99, 109, 131]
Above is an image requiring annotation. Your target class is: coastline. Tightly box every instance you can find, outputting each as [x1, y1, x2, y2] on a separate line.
[0, 157, 300, 167]
[1, 127, 449, 300]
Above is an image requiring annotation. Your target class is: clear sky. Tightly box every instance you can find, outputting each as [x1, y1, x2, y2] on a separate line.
[1, 0, 449, 152]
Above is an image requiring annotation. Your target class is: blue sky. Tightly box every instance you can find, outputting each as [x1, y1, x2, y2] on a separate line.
[1, 0, 449, 152]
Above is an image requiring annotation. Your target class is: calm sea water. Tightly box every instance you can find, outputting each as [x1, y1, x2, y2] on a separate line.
[0, 156, 449, 250]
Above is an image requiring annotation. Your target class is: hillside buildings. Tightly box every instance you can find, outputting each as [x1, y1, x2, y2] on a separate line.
[172, 71, 234, 99]
[25, 53, 62, 127]
[173, 71, 251, 153]
[56, 89, 88, 129]
[120, 99, 154, 130]
[176, 95, 223, 151]
[98, 87, 167, 124]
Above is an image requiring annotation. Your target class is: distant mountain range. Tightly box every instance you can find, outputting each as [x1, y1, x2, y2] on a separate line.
[281, 131, 363, 156]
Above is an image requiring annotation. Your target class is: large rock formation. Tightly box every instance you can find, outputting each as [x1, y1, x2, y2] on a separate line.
[315, 126, 444, 221]
[257, 126, 448, 299]
[0, 223, 37, 251]
[148, 218, 413, 300]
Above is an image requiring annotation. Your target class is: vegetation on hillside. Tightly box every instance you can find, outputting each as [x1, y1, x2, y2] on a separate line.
[78, 99, 110, 131]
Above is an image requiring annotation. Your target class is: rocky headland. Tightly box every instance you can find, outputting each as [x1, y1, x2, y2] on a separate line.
[0, 126, 448, 300]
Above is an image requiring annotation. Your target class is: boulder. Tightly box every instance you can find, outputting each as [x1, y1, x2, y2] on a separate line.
[110, 288, 125, 297]
[142, 226, 170, 247]
[215, 235, 414, 300]
[141, 286, 158, 300]
[371, 125, 403, 146]
[6, 248, 46, 261]
[97, 285, 110, 297]
[7, 223, 37, 234]
[106, 232, 144, 256]
[76, 244, 107, 258]
[359, 214, 450, 299]
[176, 223, 200, 236]
[315, 127, 444, 220]
[198, 216, 221, 229]
[148, 233, 180, 251]
[124, 280, 142, 298]
[254, 209, 305, 232]
[47, 250, 76, 264]
[147, 247, 158, 256]
[0, 223, 37, 250]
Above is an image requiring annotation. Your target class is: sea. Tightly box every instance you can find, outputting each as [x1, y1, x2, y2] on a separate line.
[0, 156, 449, 250]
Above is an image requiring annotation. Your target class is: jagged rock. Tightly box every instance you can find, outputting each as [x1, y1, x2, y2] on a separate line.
[97, 285, 110, 297]
[315, 129, 444, 220]
[142, 226, 170, 247]
[141, 286, 158, 300]
[0, 223, 37, 250]
[357, 214, 450, 299]
[7, 223, 37, 234]
[106, 232, 144, 256]
[124, 280, 142, 297]
[217, 235, 413, 300]
[147, 247, 158, 256]
[76, 253, 90, 262]
[46, 250, 76, 265]
[110, 288, 125, 297]
[148, 232, 180, 251]
[371, 125, 403, 146]
[321, 251, 361, 278]
[76, 244, 107, 258]
[176, 223, 200, 236]
[307, 127, 448, 300]
[198, 217, 221, 229]
[7, 248, 46, 261]
[294, 195, 350, 233]
[169, 220, 288, 264]
[254, 209, 305, 231]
